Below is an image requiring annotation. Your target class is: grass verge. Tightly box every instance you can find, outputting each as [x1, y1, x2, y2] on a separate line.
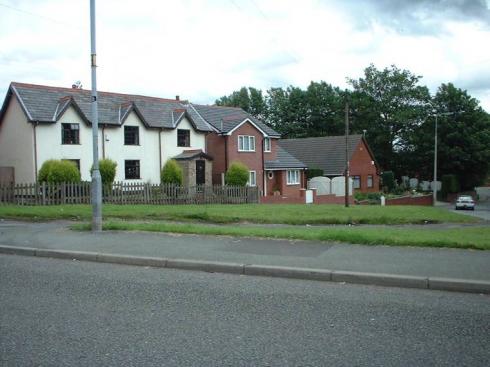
[71, 221, 490, 250]
[0, 203, 479, 225]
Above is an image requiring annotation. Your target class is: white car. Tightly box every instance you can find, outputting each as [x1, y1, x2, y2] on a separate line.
[455, 196, 475, 210]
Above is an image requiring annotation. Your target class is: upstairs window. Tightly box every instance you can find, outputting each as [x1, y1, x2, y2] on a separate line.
[264, 137, 271, 152]
[177, 129, 190, 147]
[61, 123, 79, 144]
[238, 135, 255, 152]
[287, 170, 300, 185]
[124, 126, 139, 145]
[125, 160, 140, 179]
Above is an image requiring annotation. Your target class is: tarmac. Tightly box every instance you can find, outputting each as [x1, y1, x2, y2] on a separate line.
[0, 219, 489, 294]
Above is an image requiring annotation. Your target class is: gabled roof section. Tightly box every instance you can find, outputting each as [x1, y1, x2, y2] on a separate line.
[119, 101, 149, 127]
[191, 104, 280, 137]
[265, 146, 308, 170]
[54, 96, 90, 125]
[173, 149, 213, 161]
[279, 135, 367, 175]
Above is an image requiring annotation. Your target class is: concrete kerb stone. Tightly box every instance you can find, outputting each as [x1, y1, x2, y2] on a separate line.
[0, 245, 489, 294]
[244, 264, 332, 281]
[428, 277, 490, 294]
[96, 253, 167, 268]
[332, 270, 429, 289]
[166, 258, 244, 274]
[36, 248, 98, 262]
[0, 245, 37, 256]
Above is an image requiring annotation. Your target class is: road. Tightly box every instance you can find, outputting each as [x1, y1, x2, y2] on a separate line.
[1, 255, 489, 366]
[438, 201, 490, 221]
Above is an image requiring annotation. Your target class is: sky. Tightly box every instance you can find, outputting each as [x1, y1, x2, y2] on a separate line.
[1, 0, 490, 111]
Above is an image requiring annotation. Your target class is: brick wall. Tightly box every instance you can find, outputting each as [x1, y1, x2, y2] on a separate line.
[385, 194, 433, 206]
[349, 139, 379, 193]
[206, 133, 226, 185]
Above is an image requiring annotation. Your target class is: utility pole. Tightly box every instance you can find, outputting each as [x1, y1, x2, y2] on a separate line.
[90, 0, 102, 232]
[344, 101, 350, 208]
[433, 114, 438, 206]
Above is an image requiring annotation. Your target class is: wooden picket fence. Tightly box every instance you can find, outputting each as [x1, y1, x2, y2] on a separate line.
[0, 182, 260, 206]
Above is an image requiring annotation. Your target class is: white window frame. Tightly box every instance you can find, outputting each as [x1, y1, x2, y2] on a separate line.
[367, 175, 373, 188]
[248, 171, 257, 187]
[263, 137, 271, 152]
[238, 135, 256, 152]
[286, 170, 300, 185]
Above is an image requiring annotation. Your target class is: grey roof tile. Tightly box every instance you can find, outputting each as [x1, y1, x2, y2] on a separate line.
[279, 135, 363, 175]
[265, 146, 308, 170]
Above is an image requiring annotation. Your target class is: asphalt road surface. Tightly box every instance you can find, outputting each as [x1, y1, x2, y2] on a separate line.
[1, 255, 489, 367]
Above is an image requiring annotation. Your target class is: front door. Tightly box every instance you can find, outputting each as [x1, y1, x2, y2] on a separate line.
[196, 160, 205, 185]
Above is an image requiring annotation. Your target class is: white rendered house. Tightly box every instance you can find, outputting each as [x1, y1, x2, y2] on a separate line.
[0, 82, 213, 184]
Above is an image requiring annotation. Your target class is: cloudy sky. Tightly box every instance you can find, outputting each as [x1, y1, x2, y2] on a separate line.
[1, 0, 490, 111]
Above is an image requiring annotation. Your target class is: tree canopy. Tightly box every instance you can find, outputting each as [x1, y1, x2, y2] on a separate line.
[215, 65, 490, 189]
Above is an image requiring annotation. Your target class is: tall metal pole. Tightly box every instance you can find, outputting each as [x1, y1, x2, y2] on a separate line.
[90, 0, 102, 231]
[433, 114, 438, 206]
[344, 101, 350, 208]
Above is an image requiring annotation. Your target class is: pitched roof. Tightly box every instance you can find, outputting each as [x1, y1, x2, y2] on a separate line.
[278, 135, 365, 175]
[173, 149, 213, 161]
[265, 146, 308, 170]
[192, 104, 280, 137]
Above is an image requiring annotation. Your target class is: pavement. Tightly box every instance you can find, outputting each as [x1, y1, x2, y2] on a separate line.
[1, 219, 489, 293]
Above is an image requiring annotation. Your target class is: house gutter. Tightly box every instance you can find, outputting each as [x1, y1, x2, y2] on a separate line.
[102, 125, 106, 159]
[261, 137, 266, 196]
[158, 128, 163, 171]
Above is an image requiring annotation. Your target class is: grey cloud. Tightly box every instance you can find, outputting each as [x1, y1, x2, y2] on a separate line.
[335, 0, 490, 35]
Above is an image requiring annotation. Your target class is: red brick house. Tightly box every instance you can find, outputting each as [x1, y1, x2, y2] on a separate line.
[193, 105, 307, 196]
[279, 135, 380, 193]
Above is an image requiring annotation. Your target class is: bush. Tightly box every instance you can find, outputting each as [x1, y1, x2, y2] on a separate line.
[441, 174, 460, 200]
[91, 159, 117, 186]
[161, 159, 183, 185]
[225, 162, 249, 186]
[381, 171, 395, 193]
[306, 168, 324, 180]
[38, 159, 81, 183]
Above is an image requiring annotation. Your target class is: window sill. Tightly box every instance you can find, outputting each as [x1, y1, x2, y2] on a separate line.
[286, 183, 300, 186]
[238, 150, 256, 153]
[61, 143, 81, 145]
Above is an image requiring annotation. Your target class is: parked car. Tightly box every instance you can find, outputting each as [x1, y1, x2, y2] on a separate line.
[455, 195, 475, 210]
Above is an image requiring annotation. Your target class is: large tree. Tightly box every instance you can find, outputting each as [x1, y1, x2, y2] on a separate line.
[410, 83, 490, 189]
[348, 64, 431, 174]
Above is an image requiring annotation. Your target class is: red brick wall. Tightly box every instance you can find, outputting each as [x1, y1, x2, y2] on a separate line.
[385, 195, 433, 206]
[227, 122, 266, 193]
[350, 140, 379, 193]
[206, 133, 226, 185]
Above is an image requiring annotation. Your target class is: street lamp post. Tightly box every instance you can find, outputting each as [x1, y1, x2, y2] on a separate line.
[90, 0, 102, 231]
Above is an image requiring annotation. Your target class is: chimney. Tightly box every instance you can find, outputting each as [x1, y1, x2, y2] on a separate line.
[176, 95, 180, 101]
[72, 84, 78, 89]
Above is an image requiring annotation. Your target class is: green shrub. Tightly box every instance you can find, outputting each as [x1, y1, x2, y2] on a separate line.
[91, 159, 117, 186]
[161, 159, 183, 185]
[381, 171, 395, 193]
[225, 162, 249, 186]
[441, 174, 460, 200]
[306, 168, 324, 180]
[38, 159, 81, 183]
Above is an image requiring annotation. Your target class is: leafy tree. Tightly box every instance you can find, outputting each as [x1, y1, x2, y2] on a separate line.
[348, 64, 431, 175]
[410, 83, 490, 189]
[91, 159, 117, 186]
[161, 159, 183, 185]
[216, 87, 266, 118]
[225, 162, 249, 186]
[38, 160, 81, 183]
[381, 171, 395, 192]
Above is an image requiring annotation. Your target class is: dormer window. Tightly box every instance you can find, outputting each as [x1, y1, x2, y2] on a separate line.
[61, 123, 80, 144]
[124, 126, 139, 145]
[178, 129, 190, 147]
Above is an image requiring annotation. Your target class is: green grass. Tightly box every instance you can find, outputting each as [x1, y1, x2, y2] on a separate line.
[71, 221, 490, 250]
[0, 203, 479, 225]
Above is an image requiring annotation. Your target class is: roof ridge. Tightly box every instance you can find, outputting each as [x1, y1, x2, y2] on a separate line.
[10, 82, 181, 103]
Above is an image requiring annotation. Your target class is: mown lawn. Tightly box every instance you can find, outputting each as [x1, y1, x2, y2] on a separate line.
[0, 203, 479, 225]
[71, 220, 490, 250]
